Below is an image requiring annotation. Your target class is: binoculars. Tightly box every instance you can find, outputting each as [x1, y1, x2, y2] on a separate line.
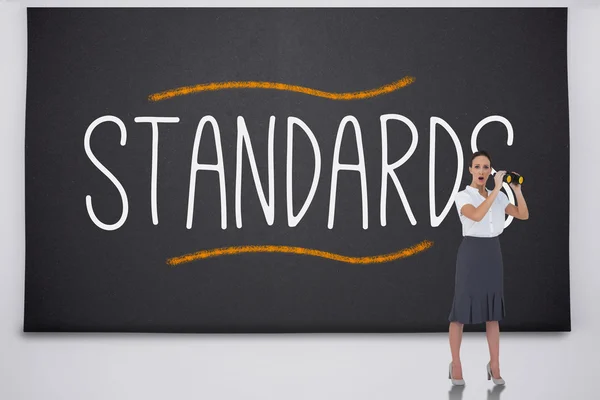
[499, 172, 524, 185]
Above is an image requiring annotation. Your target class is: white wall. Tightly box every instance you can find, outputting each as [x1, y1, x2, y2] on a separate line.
[1, 1, 599, 399]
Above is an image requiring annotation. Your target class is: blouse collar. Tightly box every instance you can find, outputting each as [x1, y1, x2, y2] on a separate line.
[465, 185, 491, 196]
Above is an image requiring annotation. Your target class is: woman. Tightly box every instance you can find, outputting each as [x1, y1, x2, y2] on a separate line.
[447, 150, 529, 386]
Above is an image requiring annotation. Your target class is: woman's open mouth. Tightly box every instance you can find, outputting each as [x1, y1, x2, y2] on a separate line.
[478, 177, 485, 182]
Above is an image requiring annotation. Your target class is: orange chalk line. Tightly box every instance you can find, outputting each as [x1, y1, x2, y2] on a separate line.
[148, 76, 416, 102]
[166, 239, 433, 266]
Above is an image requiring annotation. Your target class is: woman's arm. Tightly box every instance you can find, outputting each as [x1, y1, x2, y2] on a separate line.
[460, 171, 507, 222]
[505, 184, 529, 220]
[461, 188, 501, 222]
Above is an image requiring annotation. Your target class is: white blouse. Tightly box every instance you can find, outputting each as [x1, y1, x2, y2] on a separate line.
[454, 185, 510, 237]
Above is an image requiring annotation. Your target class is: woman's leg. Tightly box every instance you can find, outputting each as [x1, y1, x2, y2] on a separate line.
[449, 321, 464, 378]
[485, 321, 502, 378]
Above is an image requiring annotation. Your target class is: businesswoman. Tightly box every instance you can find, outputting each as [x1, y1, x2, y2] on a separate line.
[447, 150, 529, 386]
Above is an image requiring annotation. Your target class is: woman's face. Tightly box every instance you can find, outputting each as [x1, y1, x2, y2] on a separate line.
[469, 155, 492, 186]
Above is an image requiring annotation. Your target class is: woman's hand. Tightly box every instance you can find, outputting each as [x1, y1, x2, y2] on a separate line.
[509, 171, 522, 192]
[494, 170, 506, 190]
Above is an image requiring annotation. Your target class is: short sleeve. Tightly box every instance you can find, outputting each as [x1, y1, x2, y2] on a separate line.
[454, 192, 472, 217]
[499, 191, 510, 211]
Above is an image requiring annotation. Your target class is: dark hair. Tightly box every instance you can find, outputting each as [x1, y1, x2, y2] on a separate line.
[470, 150, 492, 167]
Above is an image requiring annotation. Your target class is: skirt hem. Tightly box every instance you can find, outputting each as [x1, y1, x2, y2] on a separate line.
[448, 292, 506, 325]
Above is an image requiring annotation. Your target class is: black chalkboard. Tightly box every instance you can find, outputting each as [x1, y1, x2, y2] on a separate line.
[24, 8, 570, 332]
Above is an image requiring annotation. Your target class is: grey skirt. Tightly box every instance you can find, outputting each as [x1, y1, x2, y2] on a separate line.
[448, 236, 506, 324]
